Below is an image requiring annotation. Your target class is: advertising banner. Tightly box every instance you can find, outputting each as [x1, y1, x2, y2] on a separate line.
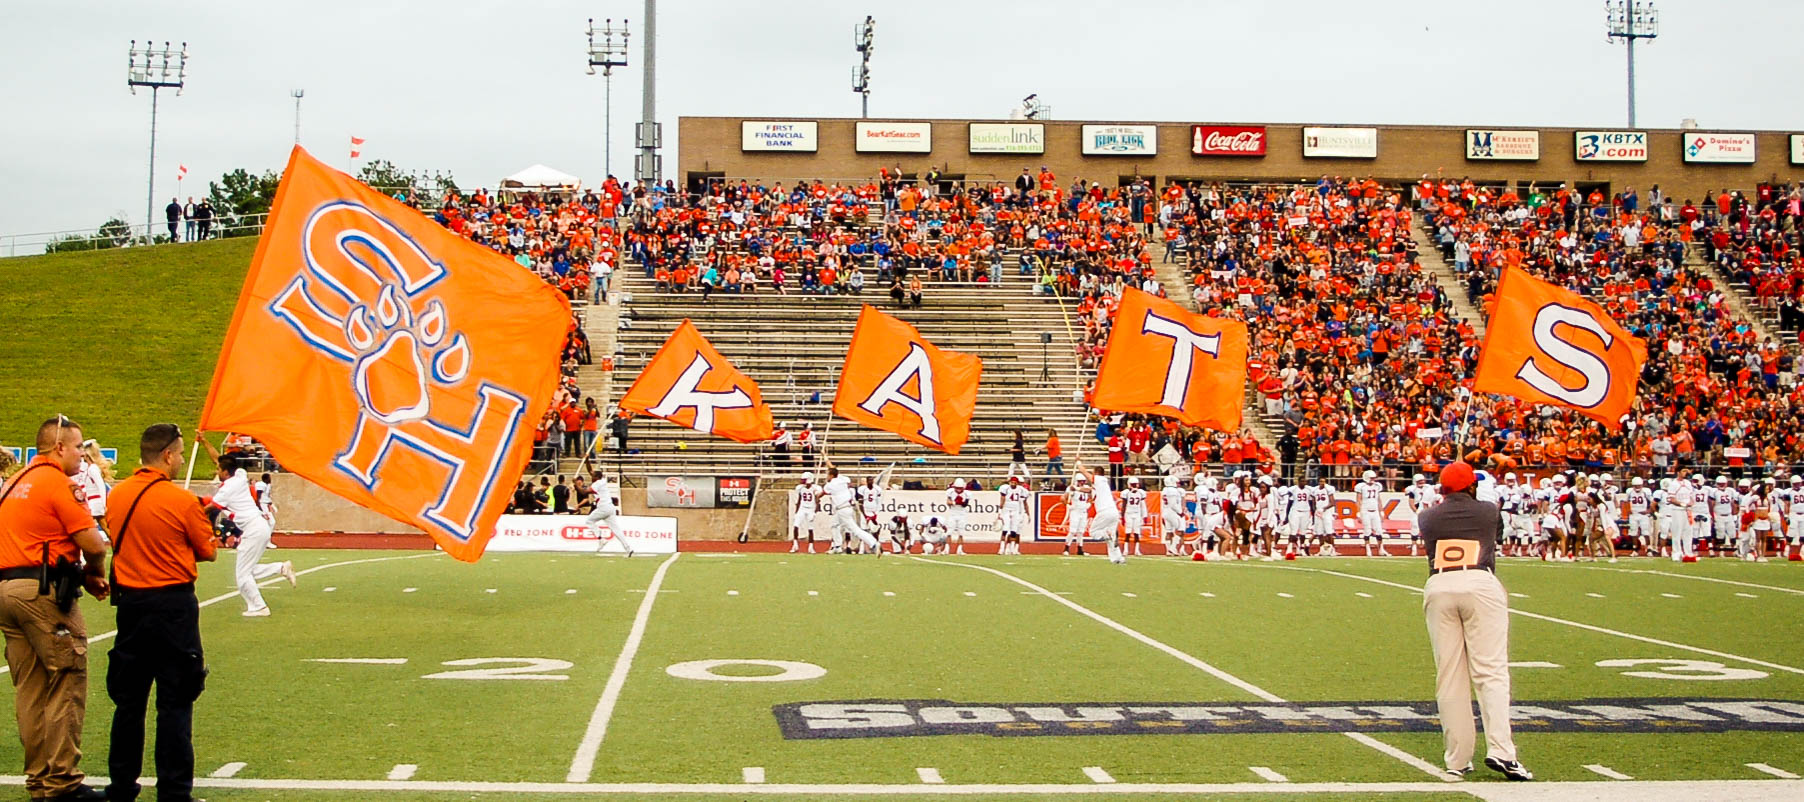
[1081, 124, 1158, 155]
[1683, 132, 1757, 163]
[1191, 125, 1267, 156]
[488, 514, 677, 554]
[1466, 129, 1541, 160]
[1574, 130, 1648, 162]
[855, 121, 933, 153]
[1301, 127, 1377, 158]
[1790, 134, 1804, 165]
[645, 475, 757, 508]
[787, 489, 1004, 541]
[969, 123, 1045, 154]
[741, 121, 819, 152]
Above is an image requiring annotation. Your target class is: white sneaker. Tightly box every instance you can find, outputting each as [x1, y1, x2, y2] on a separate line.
[789, 542, 799, 553]
[242, 607, 271, 617]
[957, 547, 966, 555]
[281, 561, 298, 587]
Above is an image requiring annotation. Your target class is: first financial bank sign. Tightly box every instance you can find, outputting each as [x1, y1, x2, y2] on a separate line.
[741, 121, 819, 152]
[775, 698, 1804, 739]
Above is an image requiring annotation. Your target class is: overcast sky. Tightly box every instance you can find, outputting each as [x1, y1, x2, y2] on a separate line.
[4, 0, 1800, 239]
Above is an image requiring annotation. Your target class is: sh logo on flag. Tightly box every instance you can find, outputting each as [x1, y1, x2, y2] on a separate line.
[268, 201, 529, 542]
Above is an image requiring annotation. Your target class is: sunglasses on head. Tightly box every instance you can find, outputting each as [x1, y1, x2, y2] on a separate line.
[146, 424, 185, 455]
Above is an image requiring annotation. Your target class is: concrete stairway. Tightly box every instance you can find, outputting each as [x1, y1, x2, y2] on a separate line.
[1688, 244, 1792, 347]
[594, 245, 1094, 484]
[1410, 220, 1487, 338]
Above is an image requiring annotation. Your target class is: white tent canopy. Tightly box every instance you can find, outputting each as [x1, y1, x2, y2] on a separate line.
[499, 164, 582, 193]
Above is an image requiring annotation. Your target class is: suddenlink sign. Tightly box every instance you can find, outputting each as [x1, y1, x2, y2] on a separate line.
[775, 698, 1804, 739]
[969, 123, 1045, 154]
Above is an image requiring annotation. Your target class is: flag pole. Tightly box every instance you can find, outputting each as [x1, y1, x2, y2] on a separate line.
[182, 437, 201, 489]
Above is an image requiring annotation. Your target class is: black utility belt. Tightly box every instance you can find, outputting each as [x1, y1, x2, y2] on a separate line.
[0, 567, 43, 581]
[112, 583, 196, 601]
[1429, 565, 1494, 576]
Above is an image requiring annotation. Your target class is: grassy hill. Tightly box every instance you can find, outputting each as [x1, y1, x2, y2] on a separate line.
[0, 238, 253, 472]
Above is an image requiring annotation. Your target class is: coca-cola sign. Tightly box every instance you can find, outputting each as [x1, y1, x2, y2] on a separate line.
[1191, 125, 1268, 157]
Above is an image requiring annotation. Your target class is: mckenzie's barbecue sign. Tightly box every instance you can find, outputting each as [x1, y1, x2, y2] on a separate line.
[774, 698, 1804, 739]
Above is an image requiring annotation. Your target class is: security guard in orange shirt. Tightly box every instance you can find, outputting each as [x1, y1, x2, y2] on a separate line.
[0, 416, 110, 802]
[104, 423, 217, 802]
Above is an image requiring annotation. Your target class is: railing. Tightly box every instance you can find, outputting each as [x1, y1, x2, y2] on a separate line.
[1, 212, 273, 258]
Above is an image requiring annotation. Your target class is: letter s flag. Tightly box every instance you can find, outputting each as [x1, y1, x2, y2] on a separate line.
[199, 146, 572, 561]
[619, 319, 774, 443]
[1090, 287, 1248, 431]
[1473, 266, 1647, 429]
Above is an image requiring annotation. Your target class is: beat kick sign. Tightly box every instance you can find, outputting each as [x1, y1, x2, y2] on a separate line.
[620, 319, 774, 443]
[1474, 266, 1647, 429]
[1091, 287, 1248, 431]
[833, 305, 982, 454]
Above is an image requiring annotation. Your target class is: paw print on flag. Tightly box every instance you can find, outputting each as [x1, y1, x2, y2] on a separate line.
[270, 201, 470, 423]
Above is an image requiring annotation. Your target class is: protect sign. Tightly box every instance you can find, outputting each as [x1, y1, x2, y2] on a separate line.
[487, 513, 677, 554]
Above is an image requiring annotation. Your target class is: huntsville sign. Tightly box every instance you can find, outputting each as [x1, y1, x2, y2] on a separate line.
[774, 698, 1804, 739]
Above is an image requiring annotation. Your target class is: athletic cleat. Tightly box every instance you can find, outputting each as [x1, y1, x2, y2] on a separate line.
[280, 560, 297, 587]
[242, 607, 271, 618]
[1484, 757, 1534, 781]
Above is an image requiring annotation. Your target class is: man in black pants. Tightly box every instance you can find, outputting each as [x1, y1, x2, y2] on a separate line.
[104, 423, 218, 802]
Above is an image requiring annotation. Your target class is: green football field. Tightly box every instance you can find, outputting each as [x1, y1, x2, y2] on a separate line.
[2, 550, 1802, 801]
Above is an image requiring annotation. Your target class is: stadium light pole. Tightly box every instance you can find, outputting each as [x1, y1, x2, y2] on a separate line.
[292, 89, 304, 145]
[852, 16, 873, 118]
[587, 17, 630, 179]
[1604, 1, 1658, 128]
[635, 0, 660, 188]
[127, 40, 188, 244]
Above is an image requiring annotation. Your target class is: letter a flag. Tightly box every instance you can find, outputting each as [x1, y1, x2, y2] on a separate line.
[832, 305, 982, 455]
[1091, 287, 1248, 431]
[619, 319, 774, 443]
[200, 146, 572, 561]
[1473, 266, 1647, 429]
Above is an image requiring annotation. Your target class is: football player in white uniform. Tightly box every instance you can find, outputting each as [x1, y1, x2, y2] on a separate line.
[1194, 477, 1222, 558]
[1709, 476, 1738, 557]
[1595, 474, 1621, 562]
[1121, 477, 1148, 556]
[1083, 464, 1127, 564]
[791, 472, 820, 553]
[1159, 478, 1188, 556]
[585, 473, 634, 558]
[824, 464, 882, 555]
[1354, 470, 1384, 557]
[858, 476, 884, 543]
[1308, 475, 1336, 557]
[1672, 473, 1702, 561]
[1000, 475, 1031, 555]
[1625, 477, 1655, 556]
[1787, 475, 1804, 561]
[918, 516, 951, 554]
[1404, 473, 1435, 557]
[1064, 477, 1092, 556]
[945, 478, 972, 554]
[886, 513, 914, 554]
[1539, 476, 1568, 561]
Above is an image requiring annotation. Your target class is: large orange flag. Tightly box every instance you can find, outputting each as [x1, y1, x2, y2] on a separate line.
[832, 305, 982, 454]
[200, 146, 572, 561]
[1473, 266, 1647, 429]
[1091, 287, 1248, 431]
[619, 319, 774, 443]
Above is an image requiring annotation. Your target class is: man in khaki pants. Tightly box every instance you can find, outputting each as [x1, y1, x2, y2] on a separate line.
[1417, 461, 1533, 782]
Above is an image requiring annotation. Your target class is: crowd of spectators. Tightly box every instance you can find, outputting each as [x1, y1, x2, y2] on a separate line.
[1424, 177, 1801, 477]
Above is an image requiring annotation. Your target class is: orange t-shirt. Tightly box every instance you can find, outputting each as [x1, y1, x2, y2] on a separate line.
[105, 467, 218, 589]
[0, 457, 94, 570]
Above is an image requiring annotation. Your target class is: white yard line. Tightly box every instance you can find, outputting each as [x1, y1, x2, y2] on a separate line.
[1577, 566, 1804, 597]
[0, 553, 439, 678]
[209, 762, 247, 779]
[1746, 763, 1801, 779]
[1248, 766, 1289, 783]
[565, 552, 681, 784]
[742, 767, 765, 784]
[911, 557, 1449, 782]
[387, 764, 418, 781]
[916, 767, 944, 784]
[2, 775, 1800, 797]
[1584, 764, 1633, 780]
[1081, 767, 1115, 784]
[1272, 566, 1804, 677]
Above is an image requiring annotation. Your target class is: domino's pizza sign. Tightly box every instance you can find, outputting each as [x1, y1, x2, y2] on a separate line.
[1684, 132, 1756, 164]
